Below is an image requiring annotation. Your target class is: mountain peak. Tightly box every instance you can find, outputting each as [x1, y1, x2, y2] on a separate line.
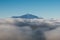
[12, 14, 43, 19]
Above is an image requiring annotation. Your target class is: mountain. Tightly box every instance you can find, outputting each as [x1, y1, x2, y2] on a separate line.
[12, 14, 43, 19]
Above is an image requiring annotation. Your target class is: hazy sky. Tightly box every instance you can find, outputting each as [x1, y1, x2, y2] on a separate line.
[0, 0, 60, 18]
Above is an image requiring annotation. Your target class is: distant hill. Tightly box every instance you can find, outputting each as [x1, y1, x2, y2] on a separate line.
[12, 14, 43, 19]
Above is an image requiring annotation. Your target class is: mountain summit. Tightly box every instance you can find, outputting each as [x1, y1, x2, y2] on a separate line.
[12, 14, 43, 19]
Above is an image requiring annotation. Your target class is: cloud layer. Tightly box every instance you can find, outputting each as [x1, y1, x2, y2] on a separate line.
[0, 18, 60, 40]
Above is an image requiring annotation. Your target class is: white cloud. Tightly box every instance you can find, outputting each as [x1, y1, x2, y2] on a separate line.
[0, 18, 60, 40]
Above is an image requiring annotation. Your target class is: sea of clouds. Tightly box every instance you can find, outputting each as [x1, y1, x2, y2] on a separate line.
[0, 18, 60, 40]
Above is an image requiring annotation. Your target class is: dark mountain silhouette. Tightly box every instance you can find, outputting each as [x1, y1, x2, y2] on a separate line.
[12, 14, 43, 19]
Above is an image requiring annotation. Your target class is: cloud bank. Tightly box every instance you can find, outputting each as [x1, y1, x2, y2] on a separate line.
[0, 18, 60, 40]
